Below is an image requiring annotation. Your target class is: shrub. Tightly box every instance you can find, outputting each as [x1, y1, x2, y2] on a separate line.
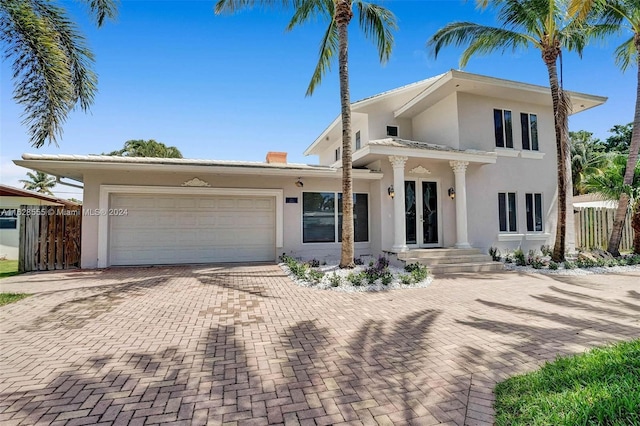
[576, 257, 596, 268]
[399, 274, 413, 285]
[347, 272, 364, 286]
[530, 256, 545, 269]
[564, 260, 576, 270]
[489, 246, 501, 261]
[405, 263, 429, 282]
[381, 271, 393, 285]
[354, 257, 364, 266]
[626, 255, 640, 266]
[307, 259, 320, 268]
[364, 255, 391, 284]
[328, 272, 342, 287]
[504, 253, 513, 263]
[513, 249, 526, 266]
[540, 245, 553, 256]
[307, 269, 324, 284]
[548, 261, 559, 270]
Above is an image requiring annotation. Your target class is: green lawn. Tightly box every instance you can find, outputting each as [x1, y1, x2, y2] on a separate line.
[495, 339, 640, 425]
[0, 259, 20, 279]
[0, 293, 29, 306]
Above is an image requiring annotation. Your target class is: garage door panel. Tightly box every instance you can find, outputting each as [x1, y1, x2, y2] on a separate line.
[109, 194, 275, 265]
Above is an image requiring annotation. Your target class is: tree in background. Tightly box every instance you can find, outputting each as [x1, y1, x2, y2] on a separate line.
[586, 154, 640, 253]
[570, 130, 608, 195]
[0, 0, 117, 148]
[603, 123, 633, 153]
[427, 0, 611, 262]
[105, 140, 183, 158]
[215, 0, 396, 268]
[19, 171, 56, 195]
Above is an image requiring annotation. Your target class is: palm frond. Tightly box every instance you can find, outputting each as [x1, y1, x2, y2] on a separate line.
[354, 1, 396, 63]
[306, 18, 338, 96]
[84, 0, 118, 27]
[614, 36, 637, 70]
[215, 0, 299, 14]
[286, 0, 332, 31]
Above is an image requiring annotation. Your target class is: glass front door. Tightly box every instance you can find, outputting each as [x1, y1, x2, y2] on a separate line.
[405, 180, 440, 247]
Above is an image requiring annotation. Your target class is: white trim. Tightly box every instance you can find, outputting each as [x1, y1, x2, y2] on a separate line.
[97, 185, 284, 268]
[520, 151, 545, 160]
[525, 233, 551, 241]
[355, 144, 497, 164]
[498, 233, 524, 242]
[495, 148, 520, 158]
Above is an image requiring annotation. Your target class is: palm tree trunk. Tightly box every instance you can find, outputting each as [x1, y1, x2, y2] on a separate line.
[544, 49, 569, 262]
[607, 35, 640, 257]
[336, 0, 354, 268]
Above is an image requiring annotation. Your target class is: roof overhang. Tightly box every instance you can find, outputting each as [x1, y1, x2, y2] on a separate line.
[13, 154, 384, 183]
[0, 184, 79, 206]
[394, 70, 607, 119]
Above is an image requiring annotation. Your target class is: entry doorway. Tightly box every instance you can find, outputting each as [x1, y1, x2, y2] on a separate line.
[405, 180, 442, 247]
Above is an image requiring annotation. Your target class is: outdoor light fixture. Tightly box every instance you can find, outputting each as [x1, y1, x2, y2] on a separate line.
[448, 187, 456, 199]
[295, 178, 304, 188]
[388, 185, 395, 199]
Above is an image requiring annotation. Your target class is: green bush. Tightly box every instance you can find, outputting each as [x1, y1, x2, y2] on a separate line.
[328, 272, 342, 287]
[399, 273, 413, 285]
[347, 272, 364, 286]
[548, 261, 559, 270]
[489, 246, 501, 261]
[307, 269, 324, 284]
[381, 271, 393, 285]
[564, 260, 576, 270]
[405, 263, 429, 282]
[513, 249, 526, 266]
[540, 245, 553, 256]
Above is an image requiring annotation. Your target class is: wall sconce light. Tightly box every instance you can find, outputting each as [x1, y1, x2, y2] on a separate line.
[388, 185, 395, 199]
[448, 187, 456, 199]
[295, 178, 304, 188]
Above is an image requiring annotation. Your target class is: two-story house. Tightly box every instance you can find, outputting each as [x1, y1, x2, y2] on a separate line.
[14, 70, 605, 269]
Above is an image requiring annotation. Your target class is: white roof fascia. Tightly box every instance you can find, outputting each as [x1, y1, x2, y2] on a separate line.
[360, 144, 497, 164]
[394, 71, 452, 118]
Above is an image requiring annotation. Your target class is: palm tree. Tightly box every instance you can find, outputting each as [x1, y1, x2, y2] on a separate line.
[586, 153, 640, 254]
[0, 0, 117, 148]
[570, 130, 608, 195]
[428, 0, 609, 262]
[19, 171, 56, 195]
[215, 0, 396, 268]
[570, 0, 640, 256]
[105, 139, 184, 158]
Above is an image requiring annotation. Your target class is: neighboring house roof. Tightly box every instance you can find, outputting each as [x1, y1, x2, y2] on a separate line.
[305, 69, 608, 156]
[573, 193, 618, 209]
[14, 154, 383, 183]
[0, 184, 79, 207]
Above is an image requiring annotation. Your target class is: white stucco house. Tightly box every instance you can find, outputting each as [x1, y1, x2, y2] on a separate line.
[14, 70, 605, 270]
[0, 184, 78, 259]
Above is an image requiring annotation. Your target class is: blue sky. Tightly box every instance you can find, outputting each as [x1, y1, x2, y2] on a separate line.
[0, 0, 635, 199]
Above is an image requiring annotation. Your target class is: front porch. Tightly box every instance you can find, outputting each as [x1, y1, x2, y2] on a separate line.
[388, 248, 504, 274]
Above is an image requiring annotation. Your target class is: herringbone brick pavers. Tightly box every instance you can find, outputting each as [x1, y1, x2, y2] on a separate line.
[1, 265, 639, 425]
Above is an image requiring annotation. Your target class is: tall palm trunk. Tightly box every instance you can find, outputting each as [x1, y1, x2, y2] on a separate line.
[336, 0, 355, 268]
[543, 43, 569, 262]
[608, 34, 640, 257]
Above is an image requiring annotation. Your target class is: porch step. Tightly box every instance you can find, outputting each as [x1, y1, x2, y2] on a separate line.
[397, 248, 504, 275]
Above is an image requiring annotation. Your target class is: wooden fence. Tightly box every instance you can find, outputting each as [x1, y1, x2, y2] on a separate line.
[574, 207, 633, 252]
[18, 205, 82, 272]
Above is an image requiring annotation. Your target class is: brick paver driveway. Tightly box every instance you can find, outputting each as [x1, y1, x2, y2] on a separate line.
[1, 265, 639, 426]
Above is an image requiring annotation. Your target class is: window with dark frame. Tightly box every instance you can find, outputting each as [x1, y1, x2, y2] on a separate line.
[302, 192, 369, 243]
[386, 125, 398, 137]
[355, 131, 361, 150]
[334, 147, 341, 162]
[494, 109, 513, 148]
[520, 113, 539, 151]
[498, 192, 517, 232]
[0, 209, 17, 229]
[526, 193, 543, 232]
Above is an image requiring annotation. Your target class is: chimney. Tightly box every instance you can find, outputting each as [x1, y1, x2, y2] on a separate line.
[266, 151, 287, 164]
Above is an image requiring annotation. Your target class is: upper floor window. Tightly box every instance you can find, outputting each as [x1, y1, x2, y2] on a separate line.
[498, 192, 517, 232]
[386, 125, 398, 137]
[494, 109, 513, 148]
[355, 131, 361, 150]
[334, 147, 341, 162]
[521, 113, 539, 151]
[526, 193, 543, 232]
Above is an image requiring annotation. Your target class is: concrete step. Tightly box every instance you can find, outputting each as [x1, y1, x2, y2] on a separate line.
[403, 254, 493, 265]
[427, 261, 504, 274]
[397, 248, 483, 259]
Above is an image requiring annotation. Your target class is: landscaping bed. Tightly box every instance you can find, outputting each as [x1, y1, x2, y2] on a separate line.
[278, 254, 432, 292]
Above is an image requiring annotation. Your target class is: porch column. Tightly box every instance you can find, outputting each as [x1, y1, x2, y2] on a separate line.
[450, 160, 471, 249]
[389, 155, 408, 252]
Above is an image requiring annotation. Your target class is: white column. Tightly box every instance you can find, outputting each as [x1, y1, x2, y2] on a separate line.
[389, 155, 408, 252]
[450, 160, 471, 249]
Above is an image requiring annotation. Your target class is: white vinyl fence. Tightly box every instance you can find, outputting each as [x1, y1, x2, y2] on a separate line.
[574, 207, 633, 252]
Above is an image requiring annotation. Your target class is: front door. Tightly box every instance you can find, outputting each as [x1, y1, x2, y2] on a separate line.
[405, 180, 441, 247]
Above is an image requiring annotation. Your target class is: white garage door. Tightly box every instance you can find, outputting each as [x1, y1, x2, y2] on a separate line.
[109, 194, 275, 266]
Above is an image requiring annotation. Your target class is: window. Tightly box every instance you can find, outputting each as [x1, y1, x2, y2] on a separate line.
[355, 131, 361, 150]
[498, 192, 517, 232]
[521, 113, 539, 151]
[0, 209, 17, 229]
[302, 192, 368, 243]
[386, 125, 398, 137]
[334, 147, 341, 162]
[494, 109, 513, 148]
[526, 193, 543, 232]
